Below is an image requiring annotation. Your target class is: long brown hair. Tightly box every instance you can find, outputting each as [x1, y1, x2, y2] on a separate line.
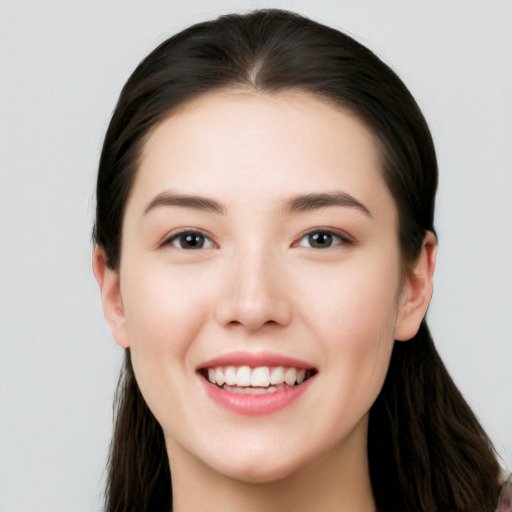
[94, 9, 502, 511]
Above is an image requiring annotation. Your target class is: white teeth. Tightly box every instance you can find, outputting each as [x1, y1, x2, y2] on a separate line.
[226, 386, 244, 394]
[269, 366, 284, 385]
[296, 368, 306, 384]
[224, 366, 236, 386]
[236, 366, 252, 387]
[284, 367, 297, 386]
[214, 367, 225, 386]
[205, 365, 311, 388]
[251, 367, 270, 387]
[245, 387, 266, 394]
[224, 385, 278, 394]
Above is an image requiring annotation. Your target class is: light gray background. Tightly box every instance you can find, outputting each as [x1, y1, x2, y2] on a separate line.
[1, 1, 510, 510]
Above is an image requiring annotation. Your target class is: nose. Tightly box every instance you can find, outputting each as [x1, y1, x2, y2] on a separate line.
[214, 244, 293, 330]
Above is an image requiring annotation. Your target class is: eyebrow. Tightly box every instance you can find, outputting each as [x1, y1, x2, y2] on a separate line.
[144, 192, 227, 215]
[285, 192, 372, 217]
[143, 190, 371, 218]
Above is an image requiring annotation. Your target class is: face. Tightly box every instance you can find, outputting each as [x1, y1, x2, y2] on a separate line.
[96, 90, 432, 484]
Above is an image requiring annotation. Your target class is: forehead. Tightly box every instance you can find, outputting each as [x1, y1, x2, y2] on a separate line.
[130, 89, 394, 216]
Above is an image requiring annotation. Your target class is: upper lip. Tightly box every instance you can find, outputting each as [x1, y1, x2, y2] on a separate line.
[197, 351, 316, 370]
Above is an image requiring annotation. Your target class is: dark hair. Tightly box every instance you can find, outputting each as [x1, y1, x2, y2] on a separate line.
[94, 9, 502, 512]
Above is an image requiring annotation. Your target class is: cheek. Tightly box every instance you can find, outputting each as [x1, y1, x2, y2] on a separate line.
[304, 252, 401, 342]
[321, 288, 396, 393]
[120, 264, 213, 395]
[123, 260, 213, 337]
[313, 290, 396, 440]
[300, 252, 400, 397]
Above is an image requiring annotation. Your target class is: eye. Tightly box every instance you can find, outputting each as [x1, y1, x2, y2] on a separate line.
[296, 230, 351, 249]
[165, 231, 215, 250]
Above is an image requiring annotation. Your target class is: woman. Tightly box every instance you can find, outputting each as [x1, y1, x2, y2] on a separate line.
[92, 9, 506, 512]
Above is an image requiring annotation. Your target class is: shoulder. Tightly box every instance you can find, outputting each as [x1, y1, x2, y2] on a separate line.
[496, 475, 512, 512]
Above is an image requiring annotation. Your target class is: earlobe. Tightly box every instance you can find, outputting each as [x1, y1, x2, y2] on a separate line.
[394, 231, 437, 342]
[92, 246, 130, 348]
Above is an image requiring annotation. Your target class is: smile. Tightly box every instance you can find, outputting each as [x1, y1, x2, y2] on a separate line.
[202, 365, 315, 394]
[197, 354, 317, 416]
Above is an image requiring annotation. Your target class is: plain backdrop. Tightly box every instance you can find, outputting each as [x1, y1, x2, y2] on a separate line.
[0, 1, 511, 510]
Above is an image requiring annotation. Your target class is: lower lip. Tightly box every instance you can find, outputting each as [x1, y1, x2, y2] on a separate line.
[200, 375, 314, 416]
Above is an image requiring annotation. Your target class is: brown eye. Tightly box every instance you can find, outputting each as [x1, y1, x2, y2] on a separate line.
[168, 232, 214, 250]
[296, 230, 351, 249]
[308, 232, 334, 248]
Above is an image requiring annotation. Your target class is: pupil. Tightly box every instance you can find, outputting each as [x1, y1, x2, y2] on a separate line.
[183, 234, 204, 249]
[309, 232, 332, 248]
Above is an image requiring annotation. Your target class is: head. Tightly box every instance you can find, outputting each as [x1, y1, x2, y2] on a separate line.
[93, 8, 445, 511]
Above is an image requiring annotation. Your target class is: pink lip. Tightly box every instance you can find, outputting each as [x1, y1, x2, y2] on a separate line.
[197, 351, 315, 370]
[200, 374, 315, 416]
[197, 351, 317, 416]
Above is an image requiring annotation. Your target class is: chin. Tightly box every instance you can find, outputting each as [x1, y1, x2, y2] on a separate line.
[203, 444, 315, 485]
[219, 461, 300, 484]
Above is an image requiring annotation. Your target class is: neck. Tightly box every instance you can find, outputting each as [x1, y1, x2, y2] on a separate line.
[167, 418, 375, 512]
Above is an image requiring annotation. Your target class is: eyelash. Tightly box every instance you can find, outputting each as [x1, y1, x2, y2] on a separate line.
[162, 228, 353, 250]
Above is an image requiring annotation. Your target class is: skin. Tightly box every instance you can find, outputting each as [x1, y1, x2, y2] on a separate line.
[94, 90, 436, 512]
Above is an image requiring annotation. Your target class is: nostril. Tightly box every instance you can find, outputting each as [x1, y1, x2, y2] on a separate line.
[227, 318, 279, 327]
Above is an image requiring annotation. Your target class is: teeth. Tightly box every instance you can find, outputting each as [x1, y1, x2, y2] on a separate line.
[269, 366, 284, 385]
[235, 366, 251, 387]
[205, 365, 311, 388]
[251, 367, 270, 387]
[224, 366, 236, 386]
[214, 367, 225, 386]
[245, 387, 266, 394]
[284, 367, 297, 386]
[224, 385, 279, 394]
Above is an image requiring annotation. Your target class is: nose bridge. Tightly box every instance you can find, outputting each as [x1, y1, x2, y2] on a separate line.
[215, 238, 292, 330]
[238, 240, 274, 305]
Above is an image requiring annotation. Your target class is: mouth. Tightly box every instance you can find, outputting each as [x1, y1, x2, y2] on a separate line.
[199, 365, 317, 395]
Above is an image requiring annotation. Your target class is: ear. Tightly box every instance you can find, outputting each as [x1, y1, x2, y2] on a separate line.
[92, 246, 130, 348]
[394, 231, 437, 342]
